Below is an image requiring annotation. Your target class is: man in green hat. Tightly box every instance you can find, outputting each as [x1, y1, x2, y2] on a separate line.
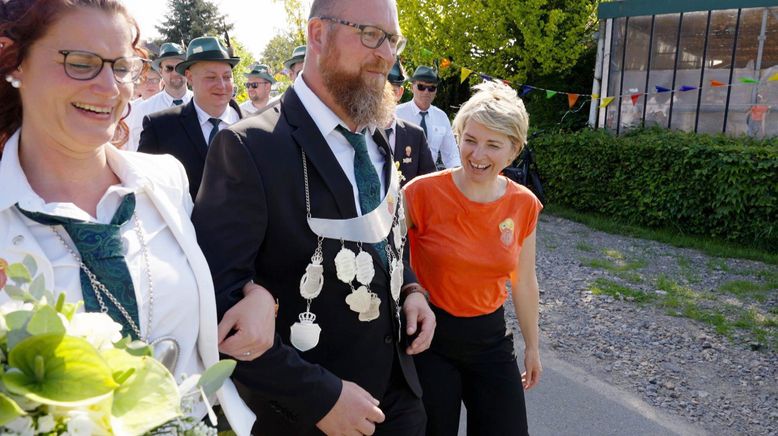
[240, 63, 276, 114]
[139, 36, 245, 200]
[284, 45, 306, 81]
[396, 65, 460, 169]
[386, 60, 435, 186]
[127, 42, 192, 151]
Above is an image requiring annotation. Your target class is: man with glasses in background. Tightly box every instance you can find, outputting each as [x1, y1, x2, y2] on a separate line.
[240, 64, 276, 114]
[396, 66, 460, 169]
[126, 42, 192, 151]
[192, 0, 434, 434]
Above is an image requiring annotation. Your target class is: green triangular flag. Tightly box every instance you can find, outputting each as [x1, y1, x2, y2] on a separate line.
[738, 77, 759, 84]
[545, 90, 557, 99]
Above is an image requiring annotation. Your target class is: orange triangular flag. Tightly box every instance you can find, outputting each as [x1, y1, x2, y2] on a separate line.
[710, 80, 726, 87]
[630, 93, 640, 106]
[567, 94, 580, 109]
[440, 58, 452, 70]
[599, 96, 615, 108]
[460, 67, 472, 83]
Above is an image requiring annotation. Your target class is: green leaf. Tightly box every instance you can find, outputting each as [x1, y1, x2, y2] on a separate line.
[6, 263, 31, 283]
[5, 311, 32, 330]
[29, 275, 46, 300]
[3, 334, 118, 406]
[0, 392, 26, 426]
[197, 359, 236, 397]
[3, 285, 29, 300]
[21, 256, 37, 278]
[26, 306, 65, 336]
[101, 349, 181, 435]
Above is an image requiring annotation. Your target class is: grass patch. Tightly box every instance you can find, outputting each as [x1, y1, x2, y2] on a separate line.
[575, 241, 594, 252]
[589, 278, 655, 303]
[581, 257, 647, 272]
[544, 204, 778, 265]
[680, 304, 731, 336]
[719, 280, 773, 303]
[706, 257, 734, 273]
[616, 271, 643, 284]
[677, 255, 701, 284]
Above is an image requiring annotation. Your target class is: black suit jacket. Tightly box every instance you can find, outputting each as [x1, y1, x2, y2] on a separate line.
[392, 118, 436, 187]
[191, 88, 422, 434]
[137, 99, 243, 199]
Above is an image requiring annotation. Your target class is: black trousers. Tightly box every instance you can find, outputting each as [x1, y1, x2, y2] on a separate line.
[414, 305, 529, 436]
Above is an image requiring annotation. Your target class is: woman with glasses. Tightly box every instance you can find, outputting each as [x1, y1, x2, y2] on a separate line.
[134, 66, 163, 102]
[0, 1, 272, 433]
[403, 82, 543, 436]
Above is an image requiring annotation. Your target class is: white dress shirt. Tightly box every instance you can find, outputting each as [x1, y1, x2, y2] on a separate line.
[294, 74, 387, 215]
[126, 89, 193, 152]
[0, 133, 205, 386]
[239, 100, 261, 114]
[396, 100, 460, 168]
[193, 100, 241, 146]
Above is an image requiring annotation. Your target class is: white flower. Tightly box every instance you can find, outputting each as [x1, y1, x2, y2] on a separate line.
[36, 414, 56, 433]
[0, 300, 33, 315]
[65, 411, 95, 436]
[4, 416, 34, 436]
[67, 312, 123, 350]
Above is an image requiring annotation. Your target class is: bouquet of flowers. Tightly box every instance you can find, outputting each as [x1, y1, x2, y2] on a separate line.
[0, 256, 235, 435]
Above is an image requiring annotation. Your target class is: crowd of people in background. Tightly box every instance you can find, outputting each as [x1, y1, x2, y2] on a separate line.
[0, 0, 542, 435]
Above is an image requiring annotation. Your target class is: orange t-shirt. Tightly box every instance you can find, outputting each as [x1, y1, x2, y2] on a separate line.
[404, 170, 543, 317]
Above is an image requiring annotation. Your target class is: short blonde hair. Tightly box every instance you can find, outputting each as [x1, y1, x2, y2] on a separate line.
[452, 81, 529, 159]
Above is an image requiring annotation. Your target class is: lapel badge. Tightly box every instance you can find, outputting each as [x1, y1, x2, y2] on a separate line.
[405, 146, 412, 157]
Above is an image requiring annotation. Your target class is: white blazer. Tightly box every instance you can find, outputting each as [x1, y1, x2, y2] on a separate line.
[0, 131, 255, 435]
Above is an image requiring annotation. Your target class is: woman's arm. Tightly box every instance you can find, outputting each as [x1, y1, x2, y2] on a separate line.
[511, 229, 542, 390]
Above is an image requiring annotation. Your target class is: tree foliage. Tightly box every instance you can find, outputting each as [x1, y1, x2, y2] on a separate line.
[231, 38, 257, 104]
[397, 0, 598, 83]
[155, 0, 234, 45]
[260, 31, 305, 74]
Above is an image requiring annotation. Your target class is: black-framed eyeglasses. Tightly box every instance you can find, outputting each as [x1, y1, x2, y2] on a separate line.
[318, 16, 407, 55]
[245, 81, 269, 89]
[59, 50, 146, 84]
[416, 83, 437, 92]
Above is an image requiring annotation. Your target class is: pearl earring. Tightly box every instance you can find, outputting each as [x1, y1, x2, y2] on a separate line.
[5, 74, 20, 88]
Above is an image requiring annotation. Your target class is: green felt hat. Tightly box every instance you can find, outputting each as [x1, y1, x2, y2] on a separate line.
[388, 60, 406, 85]
[410, 65, 438, 84]
[151, 42, 186, 71]
[244, 63, 276, 84]
[175, 36, 240, 75]
[283, 45, 306, 70]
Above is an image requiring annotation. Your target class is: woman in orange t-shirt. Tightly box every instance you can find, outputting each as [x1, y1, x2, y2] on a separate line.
[403, 82, 542, 436]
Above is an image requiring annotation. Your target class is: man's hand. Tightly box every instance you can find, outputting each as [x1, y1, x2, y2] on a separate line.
[316, 380, 385, 435]
[402, 292, 435, 355]
[217, 282, 276, 361]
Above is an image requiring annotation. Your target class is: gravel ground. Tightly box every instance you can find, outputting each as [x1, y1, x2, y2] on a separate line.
[505, 214, 778, 436]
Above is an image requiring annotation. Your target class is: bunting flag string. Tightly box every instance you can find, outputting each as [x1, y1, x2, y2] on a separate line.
[403, 45, 778, 110]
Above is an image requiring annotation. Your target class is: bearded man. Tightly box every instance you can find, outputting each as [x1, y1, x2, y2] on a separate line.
[191, 0, 435, 435]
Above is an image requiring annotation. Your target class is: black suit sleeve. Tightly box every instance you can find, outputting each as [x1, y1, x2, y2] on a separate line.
[137, 115, 160, 154]
[416, 129, 437, 177]
[191, 129, 342, 428]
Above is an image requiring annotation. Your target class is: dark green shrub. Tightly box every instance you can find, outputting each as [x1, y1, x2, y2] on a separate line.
[532, 128, 778, 250]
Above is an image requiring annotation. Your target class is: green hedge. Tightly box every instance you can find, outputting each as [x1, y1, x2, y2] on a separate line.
[531, 128, 778, 250]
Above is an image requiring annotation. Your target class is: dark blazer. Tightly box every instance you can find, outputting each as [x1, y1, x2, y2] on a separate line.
[191, 88, 422, 435]
[137, 99, 243, 199]
[392, 118, 436, 187]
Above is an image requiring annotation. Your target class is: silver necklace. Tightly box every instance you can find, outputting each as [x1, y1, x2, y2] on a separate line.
[51, 213, 154, 342]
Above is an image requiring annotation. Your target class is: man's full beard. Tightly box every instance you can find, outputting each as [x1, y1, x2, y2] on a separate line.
[320, 46, 396, 128]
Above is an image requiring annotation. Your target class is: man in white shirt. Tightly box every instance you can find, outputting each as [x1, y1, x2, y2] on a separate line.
[239, 64, 276, 114]
[395, 65, 460, 169]
[125, 42, 193, 151]
[138, 36, 244, 200]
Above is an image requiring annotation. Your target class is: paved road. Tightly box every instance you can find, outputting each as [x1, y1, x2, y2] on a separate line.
[456, 344, 708, 435]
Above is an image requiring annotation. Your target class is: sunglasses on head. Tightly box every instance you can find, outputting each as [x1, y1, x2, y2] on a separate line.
[245, 81, 269, 89]
[416, 83, 437, 92]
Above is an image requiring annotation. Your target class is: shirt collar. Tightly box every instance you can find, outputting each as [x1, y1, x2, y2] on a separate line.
[294, 73, 377, 138]
[0, 129, 152, 214]
[409, 100, 431, 115]
[193, 99, 239, 127]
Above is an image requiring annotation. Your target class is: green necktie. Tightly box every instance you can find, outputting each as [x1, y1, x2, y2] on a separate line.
[336, 126, 388, 265]
[16, 194, 141, 339]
